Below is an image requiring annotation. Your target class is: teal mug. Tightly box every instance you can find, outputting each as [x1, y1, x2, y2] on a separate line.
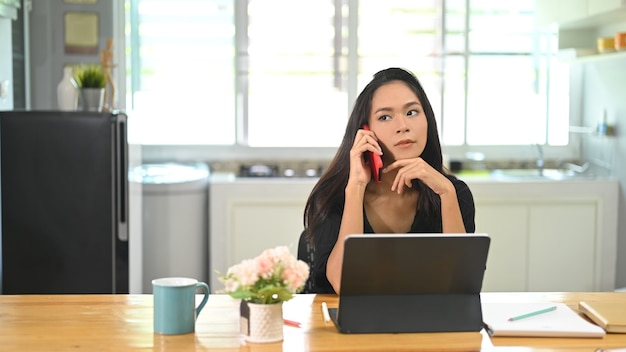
[152, 277, 210, 335]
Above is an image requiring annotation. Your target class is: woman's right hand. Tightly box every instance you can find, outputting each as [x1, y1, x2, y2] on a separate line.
[348, 127, 383, 187]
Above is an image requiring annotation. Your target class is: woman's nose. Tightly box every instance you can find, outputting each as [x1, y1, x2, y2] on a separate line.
[396, 117, 409, 133]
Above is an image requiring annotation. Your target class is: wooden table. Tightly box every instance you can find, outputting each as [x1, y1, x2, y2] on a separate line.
[2, 292, 626, 351]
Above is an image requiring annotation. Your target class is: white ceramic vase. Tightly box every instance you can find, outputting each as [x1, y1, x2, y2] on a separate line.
[241, 302, 283, 343]
[57, 67, 78, 111]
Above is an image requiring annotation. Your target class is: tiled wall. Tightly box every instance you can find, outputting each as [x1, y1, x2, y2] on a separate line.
[209, 158, 579, 178]
[579, 58, 626, 288]
[209, 160, 329, 178]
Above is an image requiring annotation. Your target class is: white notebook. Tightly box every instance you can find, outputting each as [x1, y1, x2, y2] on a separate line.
[482, 302, 606, 338]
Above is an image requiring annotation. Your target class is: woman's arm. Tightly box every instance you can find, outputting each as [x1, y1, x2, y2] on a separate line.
[439, 183, 467, 233]
[384, 158, 468, 233]
[325, 128, 381, 293]
[326, 183, 366, 293]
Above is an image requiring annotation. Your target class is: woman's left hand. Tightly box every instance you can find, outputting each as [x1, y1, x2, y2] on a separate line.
[383, 158, 453, 195]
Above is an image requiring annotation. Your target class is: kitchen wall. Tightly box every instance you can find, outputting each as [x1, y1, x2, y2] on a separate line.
[579, 57, 626, 288]
[28, 0, 118, 110]
[12, 1, 626, 290]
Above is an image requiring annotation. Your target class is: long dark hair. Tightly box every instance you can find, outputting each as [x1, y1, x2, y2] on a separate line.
[303, 67, 448, 240]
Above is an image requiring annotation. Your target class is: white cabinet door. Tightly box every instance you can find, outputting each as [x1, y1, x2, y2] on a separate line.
[475, 198, 599, 292]
[229, 198, 305, 265]
[209, 178, 316, 290]
[558, 0, 588, 23]
[476, 203, 528, 292]
[528, 202, 596, 291]
[535, 0, 589, 26]
[211, 179, 617, 293]
[587, 0, 626, 16]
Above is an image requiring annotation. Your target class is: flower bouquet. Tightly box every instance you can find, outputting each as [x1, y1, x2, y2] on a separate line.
[219, 246, 309, 304]
[219, 246, 310, 343]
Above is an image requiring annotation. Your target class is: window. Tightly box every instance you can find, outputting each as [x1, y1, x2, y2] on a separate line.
[245, 0, 347, 147]
[125, 0, 236, 145]
[125, 0, 570, 161]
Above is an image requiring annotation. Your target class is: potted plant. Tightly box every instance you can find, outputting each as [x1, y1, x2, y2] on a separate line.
[75, 65, 106, 112]
[219, 246, 309, 343]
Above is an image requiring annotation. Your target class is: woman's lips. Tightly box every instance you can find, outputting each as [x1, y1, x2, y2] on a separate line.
[395, 139, 415, 147]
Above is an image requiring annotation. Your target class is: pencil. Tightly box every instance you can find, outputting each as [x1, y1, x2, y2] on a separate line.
[283, 319, 301, 327]
[321, 302, 330, 323]
[508, 305, 557, 321]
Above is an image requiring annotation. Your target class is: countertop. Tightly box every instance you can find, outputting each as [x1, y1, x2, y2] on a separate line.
[210, 171, 616, 184]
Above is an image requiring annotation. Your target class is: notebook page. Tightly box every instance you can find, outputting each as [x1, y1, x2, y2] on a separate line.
[482, 302, 605, 338]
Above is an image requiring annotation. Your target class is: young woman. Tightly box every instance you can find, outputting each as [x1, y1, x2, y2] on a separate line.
[302, 67, 475, 294]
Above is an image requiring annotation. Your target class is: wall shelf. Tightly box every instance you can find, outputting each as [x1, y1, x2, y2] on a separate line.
[560, 49, 626, 64]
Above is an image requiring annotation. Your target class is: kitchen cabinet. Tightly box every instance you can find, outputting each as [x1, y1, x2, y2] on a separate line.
[476, 204, 528, 291]
[536, 0, 626, 60]
[470, 179, 618, 292]
[561, 50, 626, 65]
[477, 198, 599, 292]
[555, 14, 626, 91]
[528, 202, 596, 291]
[208, 175, 315, 291]
[588, 0, 626, 17]
[559, 0, 587, 24]
[209, 175, 619, 293]
[536, 0, 626, 27]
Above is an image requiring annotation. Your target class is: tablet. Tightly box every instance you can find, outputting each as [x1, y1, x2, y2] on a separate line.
[330, 233, 491, 334]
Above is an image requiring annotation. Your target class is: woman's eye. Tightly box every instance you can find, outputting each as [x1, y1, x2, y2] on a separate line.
[407, 109, 419, 117]
[378, 115, 392, 121]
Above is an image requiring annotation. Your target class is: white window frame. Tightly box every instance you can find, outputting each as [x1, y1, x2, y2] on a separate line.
[115, 0, 581, 164]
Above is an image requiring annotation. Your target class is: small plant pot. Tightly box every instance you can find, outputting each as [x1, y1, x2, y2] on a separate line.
[240, 301, 284, 343]
[80, 88, 105, 112]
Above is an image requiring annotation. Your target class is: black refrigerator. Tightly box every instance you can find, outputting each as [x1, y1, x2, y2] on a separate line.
[0, 110, 129, 294]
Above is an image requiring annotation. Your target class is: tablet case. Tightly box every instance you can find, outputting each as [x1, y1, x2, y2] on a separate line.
[331, 234, 490, 334]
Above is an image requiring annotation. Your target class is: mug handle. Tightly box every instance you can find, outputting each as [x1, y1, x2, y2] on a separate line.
[195, 282, 210, 318]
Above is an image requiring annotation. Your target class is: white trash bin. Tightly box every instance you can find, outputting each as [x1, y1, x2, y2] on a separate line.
[131, 163, 210, 293]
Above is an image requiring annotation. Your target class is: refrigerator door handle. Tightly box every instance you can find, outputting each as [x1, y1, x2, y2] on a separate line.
[116, 113, 129, 241]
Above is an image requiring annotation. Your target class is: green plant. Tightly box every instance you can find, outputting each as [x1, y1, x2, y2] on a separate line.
[75, 65, 106, 89]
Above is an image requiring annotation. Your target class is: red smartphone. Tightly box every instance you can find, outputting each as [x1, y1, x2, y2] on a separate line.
[362, 125, 383, 183]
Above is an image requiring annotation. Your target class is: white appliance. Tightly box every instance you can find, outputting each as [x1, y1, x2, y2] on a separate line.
[130, 163, 210, 293]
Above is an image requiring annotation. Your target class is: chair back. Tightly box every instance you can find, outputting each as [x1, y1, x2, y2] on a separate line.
[297, 230, 315, 293]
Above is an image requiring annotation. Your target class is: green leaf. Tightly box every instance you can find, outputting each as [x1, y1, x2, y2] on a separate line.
[228, 291, 254, 300]
[75, 65, 106, 89]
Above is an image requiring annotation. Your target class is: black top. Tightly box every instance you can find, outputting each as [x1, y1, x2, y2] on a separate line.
[306, 175, 475, 294]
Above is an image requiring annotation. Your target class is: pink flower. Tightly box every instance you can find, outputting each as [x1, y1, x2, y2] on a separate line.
[228, 259, 259, 286]
[256, 252, 277, 279]
[218, 246, 310, 304]
[282, 262, 308, 291]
